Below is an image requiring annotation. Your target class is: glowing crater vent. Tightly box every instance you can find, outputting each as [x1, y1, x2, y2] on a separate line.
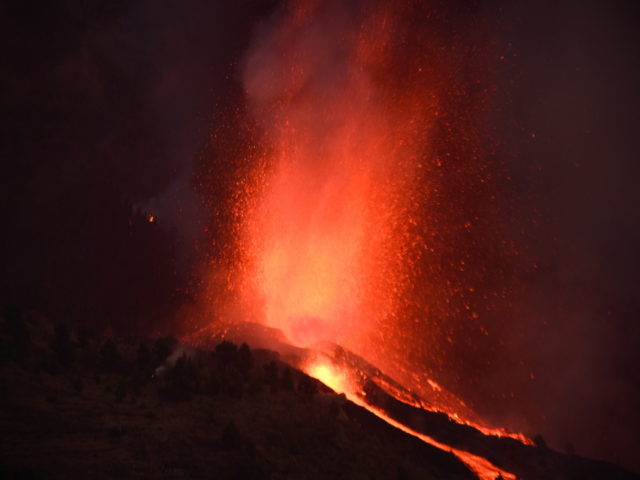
[306, 360, 350, 394]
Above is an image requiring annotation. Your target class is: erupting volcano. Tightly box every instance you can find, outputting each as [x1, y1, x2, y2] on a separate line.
[208, 1, 489, 378]
[2, 0, 640, 478]
[202, 0, 514, 422]
[194, 0, 537, 477]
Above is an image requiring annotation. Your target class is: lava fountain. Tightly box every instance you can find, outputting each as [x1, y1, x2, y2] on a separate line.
[239, 0, 438, 359]
[197, 0, 527, 473]
[222, 0, 513, 422]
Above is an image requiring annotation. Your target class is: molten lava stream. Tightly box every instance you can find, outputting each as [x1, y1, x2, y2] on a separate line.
[376, 367, 532, 445]
[306, 360, 517, 480]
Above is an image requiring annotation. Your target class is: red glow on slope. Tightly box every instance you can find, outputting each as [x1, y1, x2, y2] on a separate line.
[304, 358, 517, 480]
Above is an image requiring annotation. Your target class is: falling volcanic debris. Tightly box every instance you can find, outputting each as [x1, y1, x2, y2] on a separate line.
[239, 0, 437, 352]
[199, 0, 518, 425]
[197, 0, 530, 475]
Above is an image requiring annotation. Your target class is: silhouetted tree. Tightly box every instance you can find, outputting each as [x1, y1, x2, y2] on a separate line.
[136, 341, 152, 372]
[214, 340, 238, 366]
[328, 399, 340, 418]
[281, 367, 294, 391]
[100, 339, 122, 373]
[131, 371, 146, 398]
[207, 369, 222, 395]
[220, 420, 242, 450]
[247, 371, 264, 395]
[233, 441, 268, 480]
[238, 343, 253, 375]
[154, 335, 177, 365]
[51, 323, 74, 367]
[534, 434, 548, 449]
[72, 377, 84, 394]
[298, 375, 318, 395]
[76, 325, 96, 348]
[264, 361, 279, 394]
[160, 354, 201, 401]
[115, 378, 127, 402]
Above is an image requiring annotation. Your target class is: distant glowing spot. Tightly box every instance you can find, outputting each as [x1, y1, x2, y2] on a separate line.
[427, 379, 442, 392]
[147, 214, 155, 223]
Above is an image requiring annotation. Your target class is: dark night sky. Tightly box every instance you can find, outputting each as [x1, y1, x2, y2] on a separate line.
[1, 0, 277, 331]
[493, 0, 640, 468]
[1, 0, 639, 471]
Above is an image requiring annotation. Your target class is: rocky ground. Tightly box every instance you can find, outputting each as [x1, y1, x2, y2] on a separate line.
[2, 308, 638, 480]
[0, 308, 473, 480]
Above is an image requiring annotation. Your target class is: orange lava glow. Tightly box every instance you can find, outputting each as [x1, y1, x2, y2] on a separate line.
[306, 361, 349, 394]
[199, 0, 532, 470]
[238, 0, 438, 358]
[304, 358, 516, 480]
[365, 406, 517, 480]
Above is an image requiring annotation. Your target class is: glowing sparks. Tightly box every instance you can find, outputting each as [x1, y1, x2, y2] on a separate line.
[200, 0, 532, 473]
[427, 378, 442, 392]
[236, 0, 438, 360]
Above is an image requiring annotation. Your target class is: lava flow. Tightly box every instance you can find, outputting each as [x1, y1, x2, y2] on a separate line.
[200, 0, 528, 478]
[304, 356, 516, 480]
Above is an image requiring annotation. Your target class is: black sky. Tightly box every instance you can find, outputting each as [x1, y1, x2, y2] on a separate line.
[493, 0, 640, 468]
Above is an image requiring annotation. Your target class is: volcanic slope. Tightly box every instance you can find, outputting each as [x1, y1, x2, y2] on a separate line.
[192, 321, 640, 480]
[2, 313, 638, 480]
[0, 312, 473, 480]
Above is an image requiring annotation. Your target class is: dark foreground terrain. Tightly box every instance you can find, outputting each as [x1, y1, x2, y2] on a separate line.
[1, 309, 638, 480]
[0, 309, 473, 480]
